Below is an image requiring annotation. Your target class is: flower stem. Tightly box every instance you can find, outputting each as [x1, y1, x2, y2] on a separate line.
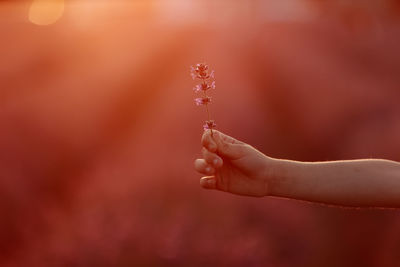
[202, 78, 213, 137]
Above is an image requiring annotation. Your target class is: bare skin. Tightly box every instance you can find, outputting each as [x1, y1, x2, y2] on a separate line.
[195, 130, 400, 208]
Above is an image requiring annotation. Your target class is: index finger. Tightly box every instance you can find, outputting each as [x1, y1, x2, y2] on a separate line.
[201, 129, 217, 152]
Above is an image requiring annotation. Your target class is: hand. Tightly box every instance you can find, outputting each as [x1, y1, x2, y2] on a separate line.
[194, 130, 272, 197]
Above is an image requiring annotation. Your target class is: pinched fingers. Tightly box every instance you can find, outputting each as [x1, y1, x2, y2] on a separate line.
[201, 130, 248, 160]
[201, 129, 217, 152]
[202, 148, 223, 168]
[194, 159, 216, 175]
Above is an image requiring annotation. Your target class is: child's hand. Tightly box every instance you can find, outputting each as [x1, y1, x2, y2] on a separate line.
[195, 131, 400, 207]
[194, 130, 272, 197]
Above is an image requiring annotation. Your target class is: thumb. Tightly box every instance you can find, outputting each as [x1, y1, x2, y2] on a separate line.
[201, 130, 247, 159]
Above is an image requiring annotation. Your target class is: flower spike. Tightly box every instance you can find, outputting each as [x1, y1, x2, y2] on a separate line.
[190, 63, 216, 135]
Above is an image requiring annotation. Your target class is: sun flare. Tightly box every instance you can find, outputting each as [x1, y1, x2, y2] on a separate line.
[29, 0, 65, 26]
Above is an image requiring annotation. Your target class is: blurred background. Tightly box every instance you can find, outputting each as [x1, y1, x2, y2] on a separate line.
[1, 0, 400, 266]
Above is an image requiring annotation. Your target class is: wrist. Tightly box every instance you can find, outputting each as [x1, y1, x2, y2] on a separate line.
[262, 157, 282, 197]
[264, 157, 303, 197]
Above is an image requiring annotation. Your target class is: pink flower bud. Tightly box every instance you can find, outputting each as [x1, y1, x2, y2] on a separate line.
[190, 63, 214, 80]
[193, 81, 216, 93]
[203, 120, 217, 130]
[194, 96, 212, 106]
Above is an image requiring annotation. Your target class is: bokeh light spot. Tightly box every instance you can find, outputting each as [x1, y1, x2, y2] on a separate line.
[29, 0, 64, 26]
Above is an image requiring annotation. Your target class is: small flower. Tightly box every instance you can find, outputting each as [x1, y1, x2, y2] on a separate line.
[193, 84, 202, 93]
[190, 63, 214, 80]
[194, 96, 212, 106]
[203, 120, 217, 130]
[210, 80, 215, 89]
[193, 81, 216, 93]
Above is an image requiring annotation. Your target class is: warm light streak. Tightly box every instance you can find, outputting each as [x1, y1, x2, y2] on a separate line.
[29, 0, 65, 26]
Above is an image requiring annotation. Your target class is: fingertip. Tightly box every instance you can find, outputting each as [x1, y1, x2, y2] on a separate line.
[201, 129, 211, 140]
[200, 177, 216, 189]
[194, 158, 202, 168]
[194, 159, 215, 175]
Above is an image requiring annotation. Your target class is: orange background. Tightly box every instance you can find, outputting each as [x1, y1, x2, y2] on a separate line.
[1, 1, 400, 266]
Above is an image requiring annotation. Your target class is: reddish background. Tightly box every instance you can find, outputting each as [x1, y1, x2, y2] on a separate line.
[1, 1, 400, 266]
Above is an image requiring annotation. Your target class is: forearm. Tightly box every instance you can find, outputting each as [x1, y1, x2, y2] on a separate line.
[268, 158, 400, 207]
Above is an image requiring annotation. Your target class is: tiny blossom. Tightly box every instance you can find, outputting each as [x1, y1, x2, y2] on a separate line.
[194, 96, 211, 106]
[190, 63, 214, 80]
[193, 81, 215, 93]
[203, 120, 217, 130]
[210, 80, 215, 89]
[193, 84, 202, 93]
